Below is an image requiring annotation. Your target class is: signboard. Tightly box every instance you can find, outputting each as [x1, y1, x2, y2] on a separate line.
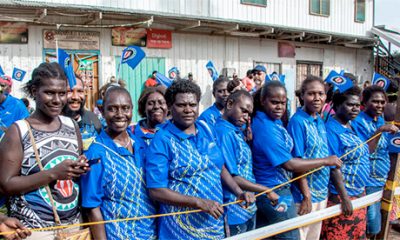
[43, 30, 100, 50]
[0, 22, 28, 44]
[146, 29, 172, 49]
[112, 27, 147, 47]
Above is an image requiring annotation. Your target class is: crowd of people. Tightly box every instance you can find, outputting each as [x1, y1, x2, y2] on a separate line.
[0, 61, 398, 240]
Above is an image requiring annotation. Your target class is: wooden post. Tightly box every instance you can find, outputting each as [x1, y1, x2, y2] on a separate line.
[377, 79, 400, 239]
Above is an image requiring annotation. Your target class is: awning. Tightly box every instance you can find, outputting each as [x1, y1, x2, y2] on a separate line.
[371, 26, 400, 48]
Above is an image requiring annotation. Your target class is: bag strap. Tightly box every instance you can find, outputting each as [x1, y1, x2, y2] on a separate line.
[24, 120, 62, 226]
[71, 119, 83, 155]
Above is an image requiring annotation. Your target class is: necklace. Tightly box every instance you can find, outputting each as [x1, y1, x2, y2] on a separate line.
[115, 137, 131, 149]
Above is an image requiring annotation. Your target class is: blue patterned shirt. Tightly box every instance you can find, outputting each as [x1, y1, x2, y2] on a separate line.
[251, 111, 293, 188]
[287, 108, 330, 203]
[81, 130, 156, 240]
[215, 118, 257, 225]
[0, 95, 29, 140]
[326, 118, 370, 196]
[352, 111, 389, 187]
[198, 103, 222, 126]
[146, 121, 225, 240]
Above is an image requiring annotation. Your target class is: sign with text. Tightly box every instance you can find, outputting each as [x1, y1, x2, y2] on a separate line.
[0, 22, 28, 44]
[112, 27, 147, 47]
[146, 29, 172, 49]
[43, 30, 100, 50]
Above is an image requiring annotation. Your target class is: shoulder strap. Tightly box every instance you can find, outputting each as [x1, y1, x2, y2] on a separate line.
[24, 120, 62, 225]
[71, 119, 83, 155]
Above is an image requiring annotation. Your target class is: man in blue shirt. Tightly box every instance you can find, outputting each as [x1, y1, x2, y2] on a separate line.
[0, 76, 29, 141]
[198, 76, 229, 126]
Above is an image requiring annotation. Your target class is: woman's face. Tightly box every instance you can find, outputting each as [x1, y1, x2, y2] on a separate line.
[302, 81, 326, 115]
[262, 87, 287, 120]
[170, 93, 199, 130]
[364, 92, 386, 118]
[33, 78, 67, 119]
[103, 91, 133, 133]
[336, 95, 361, 122]
[145, 92, 168, 125]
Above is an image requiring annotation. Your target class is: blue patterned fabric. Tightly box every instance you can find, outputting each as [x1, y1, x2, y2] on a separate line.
[146, 121, 225, 240]
[81, 130, 156, 239]
[198, 103, 222, 126]
[214, 118, 257, 225]
[326, 117, 370, 196]
[251, 111, 293, 188]
[352, 111, 389, 187]
[287, 108, 330, 203]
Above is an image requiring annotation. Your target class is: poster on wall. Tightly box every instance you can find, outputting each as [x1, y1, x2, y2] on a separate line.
[0, 22, 28, 44]
[43, 30, 100, 50]
[146, 29, 172, 49]
[112, 27, 147, 47]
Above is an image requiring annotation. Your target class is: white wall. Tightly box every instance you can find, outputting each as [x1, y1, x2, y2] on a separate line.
[20, 0, 373, 37]
[0, 25, 373, 113]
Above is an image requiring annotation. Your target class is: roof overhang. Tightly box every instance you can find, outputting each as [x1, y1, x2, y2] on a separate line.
[371, 25, 400, 48]
[0, 0, 376, 48]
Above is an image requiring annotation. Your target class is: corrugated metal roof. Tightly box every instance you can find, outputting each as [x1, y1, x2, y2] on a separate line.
[372, 26, 400, 48]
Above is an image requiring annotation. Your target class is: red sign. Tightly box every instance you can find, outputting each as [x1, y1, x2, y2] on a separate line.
[146, 29, 172, 49]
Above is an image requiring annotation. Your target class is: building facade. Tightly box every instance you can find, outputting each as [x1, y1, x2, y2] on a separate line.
[0, 0, 375, 120]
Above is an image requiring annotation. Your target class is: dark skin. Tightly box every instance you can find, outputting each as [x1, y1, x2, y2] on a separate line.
[87, 90, 134, 240]
[0, 214, 31, 240]
[363, 92, 398, 153]
[0, 78, 89, 196]
[142, 92, 168, 130]
[213, 82, 229, 111]
[223, 95, 283, 211]
[261, 87, 342, 215]
[149, 93, 255, 220]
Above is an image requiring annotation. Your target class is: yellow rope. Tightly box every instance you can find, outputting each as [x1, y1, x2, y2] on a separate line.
[0, 132, 383, 237]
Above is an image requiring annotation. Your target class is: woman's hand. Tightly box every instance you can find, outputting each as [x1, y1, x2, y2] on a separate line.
[378, 124, 399, 134]
[237, 192, 256, 209]
[49, 159, 90, 180]
[0, 217, 31, 240]
[195, 199, 224, 219]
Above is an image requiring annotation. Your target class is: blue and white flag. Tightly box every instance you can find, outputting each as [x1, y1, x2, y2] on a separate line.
[389, 132, 400, 153]
[168, 67, 179, 80]
[372, 72, 390, 91]
[266, 73, 285, 84]
[58, 48, 77, 89]
[12, 67, 26, 82]
[325, 70, 353, 93]
[0, 65, 4, 76]
[121, 46, 146, 70]
[206, 61, 219, 81]
[156, 72, 173, 87]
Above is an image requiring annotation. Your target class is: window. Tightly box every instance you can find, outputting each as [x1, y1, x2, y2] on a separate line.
[296, 61, 323, 89]
[355, 0, 366, 22]
[241, 0, 267, 7]
[310, 0, 330, 16]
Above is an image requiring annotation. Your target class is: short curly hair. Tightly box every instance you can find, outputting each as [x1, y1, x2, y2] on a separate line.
[137, 86, 166, 118]
[165, 80, 202, 107]
[362, 85, 387, 105]
[332, 86, 361, 111]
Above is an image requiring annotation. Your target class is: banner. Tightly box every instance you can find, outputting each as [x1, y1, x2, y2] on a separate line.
[206, 61, 219, 81]
[372, 72, 390, 91]
[0, 22, 28, 44]
[44, 30, 100, 50]
[58, 48, 77, 89]
[112, 27, 147, 47]
[156, 72, 173, 87]
[120, 46, 146, 70]
[325, 70, 353, 93]
[12, 68, 26, 81]
[147, 29, 172, 49]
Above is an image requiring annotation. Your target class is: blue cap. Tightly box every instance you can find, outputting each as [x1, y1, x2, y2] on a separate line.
[96, 99, 103, 105]
[254, 65, 266, 73]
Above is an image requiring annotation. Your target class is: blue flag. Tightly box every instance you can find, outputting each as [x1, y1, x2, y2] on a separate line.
[12, 68, 26, 82]
[155, 72, 173, 87]
[266, 73, 285, 84]
[58, 48, 77, 89]
[206, 61, 219, 81]
[121, 46, 146, 70]
[325, 70, 353, 93]
[168, 67, 179, 80]
[372, 72, 390, 91]
[388, 132, 400, 153]
[0, 65, 4, 76]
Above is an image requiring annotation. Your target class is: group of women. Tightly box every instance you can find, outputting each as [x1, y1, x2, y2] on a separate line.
[0, 62, 398, 240]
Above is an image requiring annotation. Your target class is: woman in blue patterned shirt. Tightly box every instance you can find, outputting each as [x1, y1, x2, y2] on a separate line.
[146, 80, 254, 239]
[81, 86, 157, 239]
